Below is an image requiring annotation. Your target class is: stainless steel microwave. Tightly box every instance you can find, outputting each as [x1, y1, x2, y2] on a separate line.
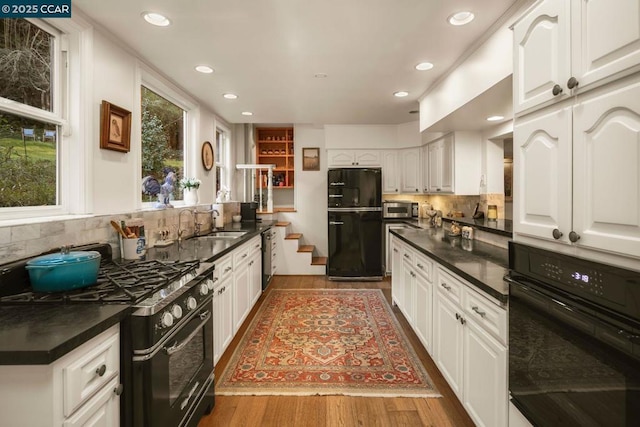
[383, 201, 412, 218]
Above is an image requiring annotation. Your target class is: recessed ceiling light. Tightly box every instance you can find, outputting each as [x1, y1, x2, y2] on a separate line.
[486, 115, 504, 121]
[241, 111, 253, 116]
[195, 65, 214, 74]
[223, 93, 238, 100]
[448, 11, 475, 26]
[394, 91, 409, 98]
[314, 73, 328, 78]
[142, 12, 171, 27]
[415, 62, 434, 71]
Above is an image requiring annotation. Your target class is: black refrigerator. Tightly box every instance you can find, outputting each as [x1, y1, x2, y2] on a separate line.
[327, 168, 383, 280]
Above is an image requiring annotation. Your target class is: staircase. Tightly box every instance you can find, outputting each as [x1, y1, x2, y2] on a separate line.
[275, 222, 326, 275]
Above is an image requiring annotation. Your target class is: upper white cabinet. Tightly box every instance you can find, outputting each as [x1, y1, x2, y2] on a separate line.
[513, 0, 640, 114]
[400, 147, 422, 193]
[424, 132, 480, 195]
[382, 150, 400, 193]
[515, 73, 640, 258]
[327, 150, 381, 167]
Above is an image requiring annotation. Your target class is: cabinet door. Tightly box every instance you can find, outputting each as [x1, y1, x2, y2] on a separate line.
[62, 377, 119, 427]
[571, 0, 640, 90]
[233, 263, 251, 333]
[401, 257, 415, 325]
[514, 105, 572, 242]
[440, 134, 454, 193]
[382, 150, 400, 193]
[434, 292, 464, 399]
[354, 150, 381, 166]
[414, 272, 433, 354]
[328, 150, 355, 166]
[428, 141, 442, 192]
[390, 237, 403, 305]
[463, 319, 508, 427]
[249, 250, 262, 306]
[401, 148, 421, 193]
[421, 145, 430, 193]
[219, 278, 234, 357]
[572, 77, 640, 257]
[513, 0, 571, 113]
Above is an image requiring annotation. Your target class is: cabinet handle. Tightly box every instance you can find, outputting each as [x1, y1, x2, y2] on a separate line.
[436, 188, 441, 192]
[567, 77, 579, 89]
[441, 283, 451, 291]
[403, 253, 410, 259]
[552, 84, 563, 96]
[224, 267, 232, 273]
[242, 253, 247, 259]
[460, 317, 466, 325]
[472, 306, 486, 318]
[393, 248, 398, 253]
[552, 229, 563, 240]
[395, 189, 398, 192]
[96, 364, 107, 377]
[569, 231, 581, 243]
[455, 313, 460, 320]
[417, 263, 424, 269]
[410, 271, 416, 277]
[114, 384, 124, 396]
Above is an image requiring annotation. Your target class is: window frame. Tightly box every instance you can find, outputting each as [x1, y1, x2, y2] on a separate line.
[0, 18, 67, 219]
[215, 124, 231, 194]
[138, 66, 197, 209]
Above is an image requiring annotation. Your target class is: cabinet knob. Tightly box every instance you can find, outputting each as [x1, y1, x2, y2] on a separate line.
[552, 84, 563, 96]
[567, 77, 579, 89]
[395, 189, 398, 192]
[96, 364, 107, 377]
[114, 384, 124, 396]
[569, 231, 581, 242]
[552, 229, 563, 240]
[455, 313, 460, 320]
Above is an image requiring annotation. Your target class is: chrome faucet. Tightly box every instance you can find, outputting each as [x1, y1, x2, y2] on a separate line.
[177, 209, 195, 243]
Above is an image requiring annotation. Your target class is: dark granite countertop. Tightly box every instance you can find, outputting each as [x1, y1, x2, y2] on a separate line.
[0, 304, 130, 364]
[391, 227, 509, 304]
[0, 221, 276, 365]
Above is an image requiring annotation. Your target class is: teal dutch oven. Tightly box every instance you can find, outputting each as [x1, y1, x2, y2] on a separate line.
[25, 248, 101, 292]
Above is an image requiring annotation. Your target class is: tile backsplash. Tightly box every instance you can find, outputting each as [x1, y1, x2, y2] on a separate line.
[384, 193, 508, 220]
[0, 202, 240, 264]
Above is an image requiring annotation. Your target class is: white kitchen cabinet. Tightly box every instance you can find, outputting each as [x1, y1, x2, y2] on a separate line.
[401, 257, 416, 325]
[425, 132, 480, 195]
[327, 149, 381, 167]
[513, 0, 640, 114]
[233, 236, 261, 333]
[515, 75, 640, 258]
[382, 150, 400, 193]
[0, 324, 121, 427]
[400, 147, 422, 193]
[212, 254, 233, 366]
[434, 267, 508, 427]
[249, 239, 262, 306]
[412, 252, 434, 354]
[390, 236, 404, 306]
[421, 144, 430, 193]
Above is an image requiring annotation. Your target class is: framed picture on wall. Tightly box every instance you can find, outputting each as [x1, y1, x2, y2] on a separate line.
[302, 147, 320, 171]
[100, 100, 131, 152]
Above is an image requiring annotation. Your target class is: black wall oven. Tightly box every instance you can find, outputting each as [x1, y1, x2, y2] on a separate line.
[506, 242, 640, 427]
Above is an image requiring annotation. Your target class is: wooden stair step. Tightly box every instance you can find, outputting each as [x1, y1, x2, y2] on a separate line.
[285, 233, 302, 240]
[298, 245, 314, 253]
[275, 222, 290, 227]
[311, 256, 327, 266]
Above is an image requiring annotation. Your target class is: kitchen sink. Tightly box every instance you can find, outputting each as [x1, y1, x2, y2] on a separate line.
[199, 231, 248, 239]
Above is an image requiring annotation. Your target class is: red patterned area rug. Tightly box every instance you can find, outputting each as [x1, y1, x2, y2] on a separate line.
[216, 289, 440, 397]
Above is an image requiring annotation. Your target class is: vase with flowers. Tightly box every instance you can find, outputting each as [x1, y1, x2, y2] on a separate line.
[180, 177, 201, 206]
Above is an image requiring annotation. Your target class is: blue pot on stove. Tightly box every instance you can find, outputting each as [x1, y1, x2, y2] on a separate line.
[25, 249, 101, 292]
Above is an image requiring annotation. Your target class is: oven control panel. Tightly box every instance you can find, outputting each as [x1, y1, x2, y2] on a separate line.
[540, 262, 605, 296]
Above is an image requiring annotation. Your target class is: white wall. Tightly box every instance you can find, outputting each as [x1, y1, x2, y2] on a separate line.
[324, 124, 398, 149]
[280, 124, 328, 256]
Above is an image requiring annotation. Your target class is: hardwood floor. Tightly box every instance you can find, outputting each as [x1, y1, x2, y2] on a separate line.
[197, 275, 475, 427]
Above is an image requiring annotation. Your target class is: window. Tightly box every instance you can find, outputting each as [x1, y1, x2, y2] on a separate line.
[0, 19, 62, 209]
[215, 127, 229, 195]
[140, 85, 186, 204]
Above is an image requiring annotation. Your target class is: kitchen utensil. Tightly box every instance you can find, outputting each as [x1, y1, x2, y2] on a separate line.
[25, 248, 101, 292]
[110, 220, 128, 238]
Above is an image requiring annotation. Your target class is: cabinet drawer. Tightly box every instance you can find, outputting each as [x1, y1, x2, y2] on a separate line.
[437, 268, 463, 306]
[249, 236, 262, 255]
[401, 247, 414, 264]
[233, 245, 252, 266]
[413, 252, 433, 282]
[215, 254, 233, 281]
[464, 287, 507, 344]
[62, 327, 119, 417]
[63, 377, 119, 427]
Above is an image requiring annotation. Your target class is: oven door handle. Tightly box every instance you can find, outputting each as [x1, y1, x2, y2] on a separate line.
[163, 310, 211, 356]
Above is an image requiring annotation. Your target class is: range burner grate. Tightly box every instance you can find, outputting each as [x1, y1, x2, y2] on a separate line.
[0, 259, 199, 305]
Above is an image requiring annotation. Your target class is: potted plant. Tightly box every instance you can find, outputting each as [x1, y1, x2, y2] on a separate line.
[179, 177, 201, 205]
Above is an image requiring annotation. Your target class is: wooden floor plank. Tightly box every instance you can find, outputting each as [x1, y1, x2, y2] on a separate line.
[198, 275, 475, 427]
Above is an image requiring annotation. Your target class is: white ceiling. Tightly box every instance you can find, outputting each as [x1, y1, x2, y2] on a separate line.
[73, 0, 517, 126]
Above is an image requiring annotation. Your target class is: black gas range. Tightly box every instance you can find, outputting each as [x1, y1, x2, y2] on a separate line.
[0, 242, 216, 427]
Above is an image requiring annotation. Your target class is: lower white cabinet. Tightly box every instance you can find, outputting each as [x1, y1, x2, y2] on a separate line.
[249, 238, 262, 306]
[434, 267, 508, 427]
[212, 254, 233, 366]
[0, 324, 121, 427]
[232, 236, 262, 335]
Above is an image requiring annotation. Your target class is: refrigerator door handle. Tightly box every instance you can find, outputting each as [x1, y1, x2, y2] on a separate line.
[329, 221, 344, 225]
[329, 182, 345, 186]
[328, 194, 343, 198]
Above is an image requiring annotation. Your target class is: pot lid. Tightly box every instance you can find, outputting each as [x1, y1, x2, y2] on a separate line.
[26, 250, 101, 267]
